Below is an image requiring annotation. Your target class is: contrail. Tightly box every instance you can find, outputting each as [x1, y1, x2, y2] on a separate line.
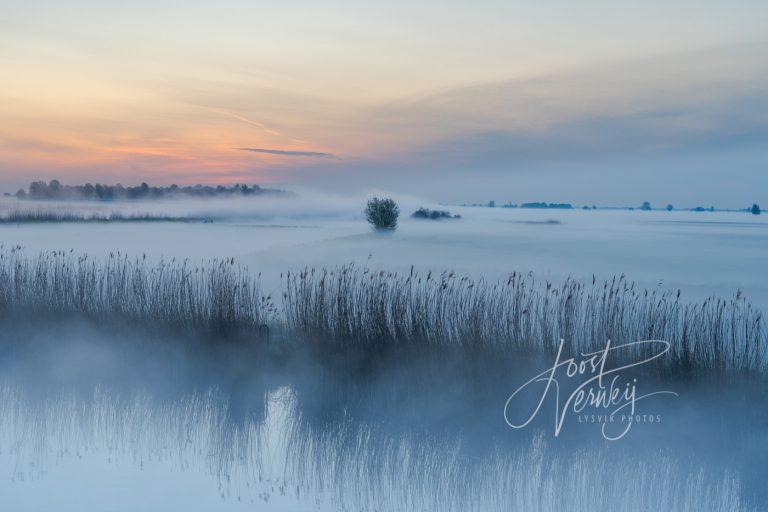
[208, 109, 283, 136]
[205, 107, 312, 145]
[235, 147, 334, 158]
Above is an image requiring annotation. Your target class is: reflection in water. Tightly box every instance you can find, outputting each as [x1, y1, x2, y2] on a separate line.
[0, 385, 749, 511]
[0, 326, 765, 511]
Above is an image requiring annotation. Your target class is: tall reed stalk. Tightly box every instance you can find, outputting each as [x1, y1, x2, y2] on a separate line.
[284, 264, 766, 374]
[0, 246, 764, 374]
[0, 246, 273, 339]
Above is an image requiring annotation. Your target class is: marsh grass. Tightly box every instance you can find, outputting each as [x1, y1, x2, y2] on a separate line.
[0, 210, 201, 223]
[0, 246, 274, 340]
[284, 265, 766, 375]
[0, 246, 763, 375]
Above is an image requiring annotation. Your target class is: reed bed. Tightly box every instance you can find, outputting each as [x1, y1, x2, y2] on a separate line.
[0, 210, 198, 223]
[284, 265, 766, 374]
[0, 246, 273, 339]
[0, 246, 764, 374]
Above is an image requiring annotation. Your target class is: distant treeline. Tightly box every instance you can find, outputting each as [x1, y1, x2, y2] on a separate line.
[463, 200, 575, 209]
[520, 202, 573, 209]
[14, 180, 289, 201]
[462, 199, 761, 214]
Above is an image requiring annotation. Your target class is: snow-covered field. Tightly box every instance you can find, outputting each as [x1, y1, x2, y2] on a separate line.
[1, 197, 766, 307]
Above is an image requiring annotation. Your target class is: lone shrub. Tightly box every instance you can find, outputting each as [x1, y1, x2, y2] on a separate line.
[365, 197, 399, 230]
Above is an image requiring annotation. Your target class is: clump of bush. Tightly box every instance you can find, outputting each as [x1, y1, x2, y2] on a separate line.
[411, 208, 461, 220]
[365, 197, 399, 230]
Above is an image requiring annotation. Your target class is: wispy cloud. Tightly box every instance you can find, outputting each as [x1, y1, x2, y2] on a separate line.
[236, 147, 335, 158]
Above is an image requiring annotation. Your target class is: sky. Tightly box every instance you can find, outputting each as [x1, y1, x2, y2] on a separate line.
[1, 0, 767, 205]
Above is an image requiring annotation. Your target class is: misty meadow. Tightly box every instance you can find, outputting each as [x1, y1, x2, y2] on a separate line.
[0, 192, 765, 511]
[2, 0, 767, 509]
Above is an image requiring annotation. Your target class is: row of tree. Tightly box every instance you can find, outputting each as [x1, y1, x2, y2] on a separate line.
[472, 200, 761, 214]
[641, 201, 761, 214]
[15, 180, 287, 201]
